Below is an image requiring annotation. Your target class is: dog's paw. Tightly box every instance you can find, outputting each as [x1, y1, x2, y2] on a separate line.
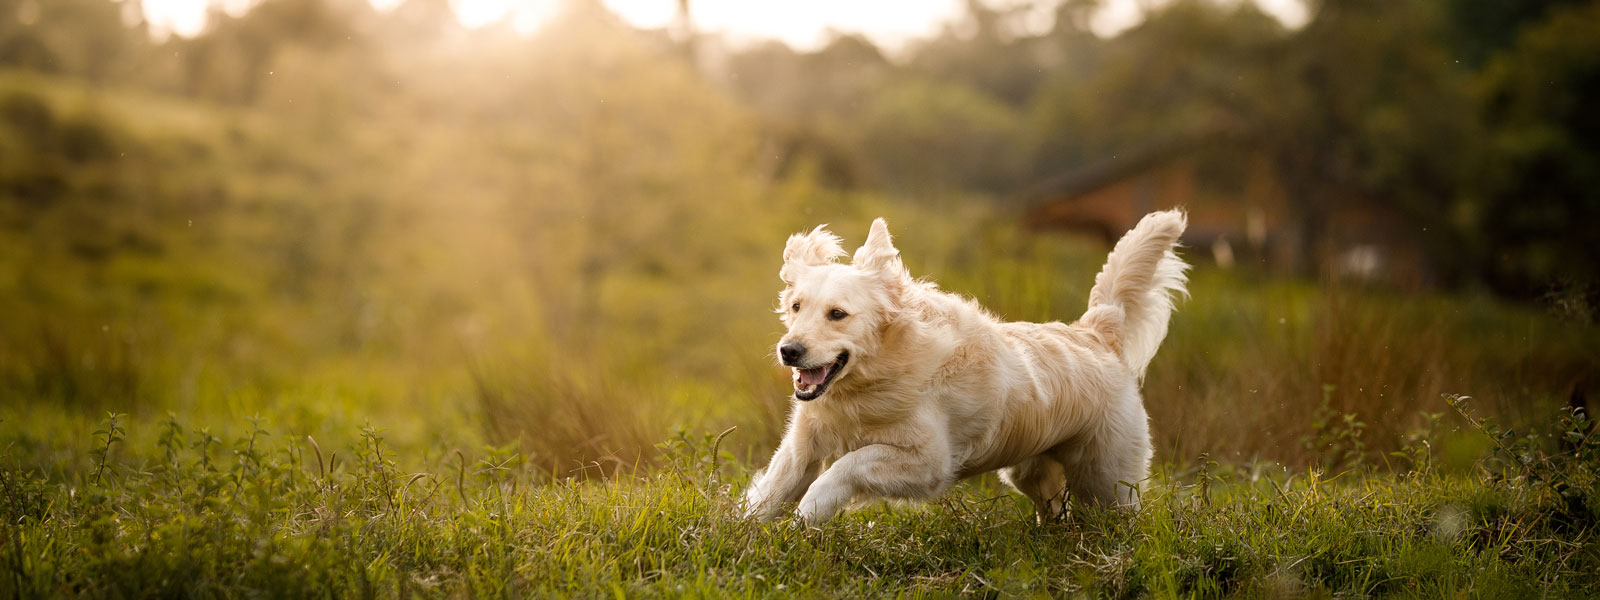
[741, 489, 783, 521]
[795, 483, 850, 525]
[741, 501, 775, 521]
[746, 501, 794, 522]
[795, 501, 834, 525]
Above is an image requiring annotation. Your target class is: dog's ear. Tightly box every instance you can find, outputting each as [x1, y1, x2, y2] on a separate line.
[780, 225, 846, 284]
[852, 218, 904, 276]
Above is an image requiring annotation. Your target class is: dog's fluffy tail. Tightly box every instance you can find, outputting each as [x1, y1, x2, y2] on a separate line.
[1080, 209, 1189, 382]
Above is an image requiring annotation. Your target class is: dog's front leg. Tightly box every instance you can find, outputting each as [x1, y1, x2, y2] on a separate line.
[797, 443, 951, 525]
[743, 430, 822, 521]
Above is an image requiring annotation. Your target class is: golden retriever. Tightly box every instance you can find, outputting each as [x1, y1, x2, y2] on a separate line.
[744, 210, 1188, 524]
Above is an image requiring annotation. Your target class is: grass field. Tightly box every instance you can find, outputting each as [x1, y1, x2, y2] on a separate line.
[3, 400, 1598, 597]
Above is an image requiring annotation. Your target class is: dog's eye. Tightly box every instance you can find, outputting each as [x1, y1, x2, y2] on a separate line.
[791, 302, 800, 312]
[829, 308, 848, 321]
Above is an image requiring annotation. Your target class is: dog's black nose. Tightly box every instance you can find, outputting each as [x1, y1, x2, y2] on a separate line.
[779, 342, 806, 365]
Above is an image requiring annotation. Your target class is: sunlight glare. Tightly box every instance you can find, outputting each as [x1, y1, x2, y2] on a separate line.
[452, 0, 511, 28]
[1255, 0, 1309, 28]
[142, 0, 209, 38]
[1088, 0, 1145, 37]
[605, 0, 965, 51]
[136, 0, 1310, 44]
[599, 0, 676, 29]
[511, 0, 562, 35]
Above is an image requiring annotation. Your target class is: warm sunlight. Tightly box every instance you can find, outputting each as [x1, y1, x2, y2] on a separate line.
[140, 0, 209, 37]
[600, 0, 965, 49]
[139, 0, 1310, 47]
[451, 0, 514, 29]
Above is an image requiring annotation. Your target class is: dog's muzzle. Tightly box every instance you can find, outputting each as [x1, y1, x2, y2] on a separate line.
[793, 352, 848, 401]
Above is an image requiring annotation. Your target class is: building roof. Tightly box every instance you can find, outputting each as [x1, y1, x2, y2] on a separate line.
[1015, 135, 1211, 207]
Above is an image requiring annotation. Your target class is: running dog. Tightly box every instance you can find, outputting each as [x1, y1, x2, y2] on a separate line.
[744, 210, 1188, 524]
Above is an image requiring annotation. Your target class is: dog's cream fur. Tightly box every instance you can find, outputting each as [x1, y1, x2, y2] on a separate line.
[744, 210, 1189, 524]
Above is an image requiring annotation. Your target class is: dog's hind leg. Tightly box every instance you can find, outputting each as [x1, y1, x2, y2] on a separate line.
[1001, 456, 1069, 523]
[1056, 397, 1153, 509]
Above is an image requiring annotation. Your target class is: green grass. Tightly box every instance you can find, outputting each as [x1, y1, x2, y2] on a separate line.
[3, 405, 1598, 598]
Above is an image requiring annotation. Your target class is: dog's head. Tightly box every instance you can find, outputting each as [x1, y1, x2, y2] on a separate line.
[775, 218, 909, 401]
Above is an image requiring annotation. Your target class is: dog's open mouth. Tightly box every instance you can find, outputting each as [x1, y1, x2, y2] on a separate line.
[793, 352, 848, 401]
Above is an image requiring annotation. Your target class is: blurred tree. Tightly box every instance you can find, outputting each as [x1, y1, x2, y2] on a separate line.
[1474, 1, 1600, 298]
[484, 1, 777, 354]
[724, 33, 891, 189]
[1026, 0, 1482, 280]
[909, 0, 1053, 106]
[726, 33, 888, 122]
[177, 0, 357, 103]
[1443, 0, 1589, 67]
[1026, 1, 1283, 184]
[857, 76, 1023, 194]
[0, 0, 62, 73]
[0, 0, 149, 84]
[1, 0, 1592, 313]
[1268, 0, 1479, 277]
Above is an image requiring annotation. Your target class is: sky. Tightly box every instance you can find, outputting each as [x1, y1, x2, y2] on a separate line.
[139, 0, 1310, 49]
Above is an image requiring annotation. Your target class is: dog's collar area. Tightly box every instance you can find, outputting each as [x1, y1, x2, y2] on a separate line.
[793, 352, 849, 401]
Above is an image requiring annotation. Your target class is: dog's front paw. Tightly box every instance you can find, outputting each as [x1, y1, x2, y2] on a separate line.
[741, 478, 785, 521]
[795, 497, 835, 525]
[796, 482, 851, 525]
[742, 499, 784, 521]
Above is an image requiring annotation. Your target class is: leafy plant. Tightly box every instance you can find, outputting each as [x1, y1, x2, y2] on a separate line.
[1446, 394, 1598, 523]
[1392, 410, 1444, 476]
[89, 411, 125, 486]
[1301, 385, 1368, 472]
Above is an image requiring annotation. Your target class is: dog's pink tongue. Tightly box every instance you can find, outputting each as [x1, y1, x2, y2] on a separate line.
[798, 367, 828, 385]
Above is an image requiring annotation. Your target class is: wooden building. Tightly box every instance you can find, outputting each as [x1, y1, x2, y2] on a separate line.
[1019, 136, 1430, 284]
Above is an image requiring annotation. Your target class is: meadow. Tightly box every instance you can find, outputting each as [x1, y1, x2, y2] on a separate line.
[2, 70, 1597, 595]
[3, 398, 1598, 597]
[5, 1, 1600, 596]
